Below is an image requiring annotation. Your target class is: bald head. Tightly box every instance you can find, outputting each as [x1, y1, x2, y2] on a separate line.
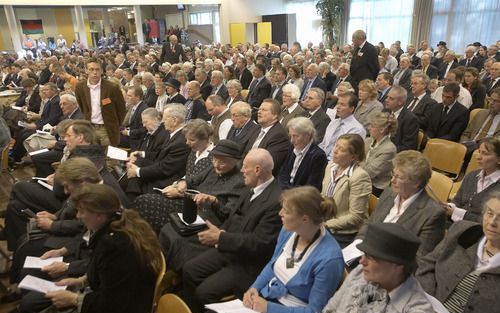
[241, 149, 274, 187]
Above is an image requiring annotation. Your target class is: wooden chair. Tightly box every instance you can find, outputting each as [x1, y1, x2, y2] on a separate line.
[417, 129, 425, 151]
[423, 138, 466, 179]
[151, 253, 167, 313]
[156, 293, 192, 313]
[1, 139, 16, 183]
[426, 171, 454, 203]
[241, 89, 249, 101]
[368, 194, 379, 216]
[466, 149, 480, 174]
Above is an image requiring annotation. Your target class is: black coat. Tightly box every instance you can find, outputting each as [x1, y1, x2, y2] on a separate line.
[278, 143, 327, 190]
[143, 84, 158, 108]
[406, 93, 437, 131]
[36, 95, 63, 129]
[309, 108, 331, 143]
[349, 41, 379, 88]
[247, 77, 272, 109]
[160, 42, 187, 65]
[236, 68, 253, 90]
[226, 120, 260, 155]
[426, 102, 469, 142]
[390, 107, 419, 152]
[200, 80, 213, 101]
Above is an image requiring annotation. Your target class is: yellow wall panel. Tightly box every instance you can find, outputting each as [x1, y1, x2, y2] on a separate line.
[0, 25, 5, 51]
[257, 22, 271, 45]
[229, 23, 245, 47]
[84, 18, 93, 47]
[53, 7, 75, 43]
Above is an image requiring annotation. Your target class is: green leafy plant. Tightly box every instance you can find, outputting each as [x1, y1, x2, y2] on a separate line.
[316, 0, 345, 47]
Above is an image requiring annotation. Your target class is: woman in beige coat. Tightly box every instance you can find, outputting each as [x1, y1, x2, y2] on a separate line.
[322, 133, 372, 248]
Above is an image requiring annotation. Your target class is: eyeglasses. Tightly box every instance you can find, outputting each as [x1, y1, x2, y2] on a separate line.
[391, 170, 408, 181]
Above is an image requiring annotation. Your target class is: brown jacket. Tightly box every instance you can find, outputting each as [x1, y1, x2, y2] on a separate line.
[75, 79, 126, 146]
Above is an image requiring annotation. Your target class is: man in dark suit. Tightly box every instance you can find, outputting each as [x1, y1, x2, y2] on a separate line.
[125, 104, 191, 196]
[406, 44, 421, 68]
[406, 73, 438, 131]
[120, 86, 148, 150]
[376, 72, 393, 104]
[137, 107, 169, 154]
[349, 30, 379, 89]
[160, 35, 186, 65]
[484, 62, 500, 96]
[302, 88, 331, 143]
[185, 81, 210, 121]
[426, 83, 469, 142]
[438, 50, 458, 80]
[195, 68, 213, 101]
[235, 57, 253, 90]
[226, 101, 259, 154]
[243, 99, 290, 175]
[177, 149, 282, 311]
[75, 57, 126, 147]
[115, 54, 130, 70]
[269, 65, 287, 105]
[330, 63, 354, 95]
[385, 86, 419, 152]
[210, 70, 229, 102]
[10, 83, 63, 164]
[278, 117, 327, 190]
[300, 63, 327, 102]
[246, 64, 272, 110]
[459, 45, 484, 71]
[392, 57, 413, 93]
[417, 53, 439, 80]
[141, 72, 158, 107]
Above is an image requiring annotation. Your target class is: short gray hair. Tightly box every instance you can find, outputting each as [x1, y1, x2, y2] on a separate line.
[287, 116, 316, 139]
[141, 107, 161, 121]
[164, 103, 187, 121]
[227, 79, 242, 92]
[60, 93, 77, 105]
[231, 101, 252, 117]
[282, 83, 301, 101]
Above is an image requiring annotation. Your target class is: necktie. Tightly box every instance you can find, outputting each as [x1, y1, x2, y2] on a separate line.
[466, 59, 470, 67]
[443, 105, 449, 115]
[129, 106, 136, 124]
[281, 109, 289, 118]
[476, 113, 495, 140]
[252, 129, 266, 149]
[301, 79, 313, 101]
[306, 112, 312, 118]
[185, 99, 193, 120]
[407, 97, 419, 111]
[235, 127, 243, 137]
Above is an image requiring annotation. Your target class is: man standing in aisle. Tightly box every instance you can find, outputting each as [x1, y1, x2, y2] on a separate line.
[75, 57, 126, 147]
[160, 34, 186, 65]
[349, 29, 379, 90]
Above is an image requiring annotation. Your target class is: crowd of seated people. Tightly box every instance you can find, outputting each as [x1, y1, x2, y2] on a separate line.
[0, 29, 500, 313]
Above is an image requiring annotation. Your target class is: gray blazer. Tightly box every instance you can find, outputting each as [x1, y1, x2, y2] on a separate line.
[361, 136, 397, 190]
[353, 99, 383, 133]
[357, 188, 446, 259]
[416, 220, 500, 313]
[452, 169, 500, 222]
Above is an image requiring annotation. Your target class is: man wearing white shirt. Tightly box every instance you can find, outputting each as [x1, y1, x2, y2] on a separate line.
[432, 69, 473, 108]
[319, 92, 366, 159]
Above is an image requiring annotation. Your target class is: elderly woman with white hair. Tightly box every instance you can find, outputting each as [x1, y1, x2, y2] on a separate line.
[279, 117, 328, 190]
[225, 79, 244, 107]
[279, 83, 308, 128]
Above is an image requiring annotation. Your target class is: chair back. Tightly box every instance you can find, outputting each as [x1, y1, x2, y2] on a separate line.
[426, 170, 453, 203]
[466, 149, 480, 174]
[423, 138, 466, 179]
[469, 108, 488, 125]
[241, 89, 249, 100]
[368, 194, 379, 216]
[417, 129, 425, 151]
[152, 253, 167, 313]
[156, 293, 192, 313]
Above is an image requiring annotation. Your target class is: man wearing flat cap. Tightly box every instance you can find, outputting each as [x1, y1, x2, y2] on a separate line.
[323, 222, 434, 313]
[165, 78, 186, 104]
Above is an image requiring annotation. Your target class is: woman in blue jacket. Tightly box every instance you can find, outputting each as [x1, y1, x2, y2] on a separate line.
[243, 186, 344, 313]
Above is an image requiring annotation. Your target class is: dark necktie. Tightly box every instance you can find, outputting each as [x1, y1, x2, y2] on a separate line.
[235, 127, 243, 137]
[443, 105, 449, 115]
[466, 59, 470, 67]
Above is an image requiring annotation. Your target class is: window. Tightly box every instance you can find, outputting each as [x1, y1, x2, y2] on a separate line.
[189, 10, 220, 43]
[347, 0, 414, 48]
[430, 0, 500, 52]
[285, 0, 323, 46]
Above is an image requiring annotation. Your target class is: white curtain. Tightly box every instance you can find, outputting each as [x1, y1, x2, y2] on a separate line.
[285, 0, 323, 47]
[429, 0, 500, 52]
[347, 0, 414, 47]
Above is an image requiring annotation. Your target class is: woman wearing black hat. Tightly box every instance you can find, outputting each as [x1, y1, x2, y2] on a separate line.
[417, 192, 500, 313]
[323, 222, 434, 313]
[166, 78, 186, 104]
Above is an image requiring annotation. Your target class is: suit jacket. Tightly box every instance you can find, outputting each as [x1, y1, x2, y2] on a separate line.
[416, 221, 500, 313]
[483, 77, 500, 96]
[438, 61, 458, 80]
[392, 68, 412, 92]
[36, 95, 63, 129]
[236, 67, 253, 90]
[458, 56, 484, 71]
[143, 84, 158, 108]
[406, 93, 438, 131]
[138, 125, 169, 154]
[127, 102, 148, 149]
[280, 104, 308, 129]
[166, 93, 186, 105]
[361, 136, 397, 190]
[38, 68, 52, 85]
[330, 75, 354, 94]
[391, 107, 419, 151]
[353, 99, 383, 132]
[452, 169, 500, 222]
[226, 120, 260, 154]
[322, 163, 372, 234]
[160, 42, 186, 65]
[377, 86, 391, 104]
[349, 41, 379, 88]
[75, 79, 126, 146]
[244, 122, 290, 175]
[225, 95, 244, 108]
[186, 96, 210, 120]
[322, 72, 337, 92]
[200, 79, 213, 101]
[247, 77, 272, 108]
[422, 64, 439, 79]
[309, 108, 331, 143]
[469, 84, 487, 110]
[426, 101, 469, 142]
[134, 129, 191, 192]
[218, 179, 282, 288]
[461, 109, 500, 142]
[278, 143, 327, 190]
[300, 76, 327, 100]
[211, 84, 229, 102]
[358, 188, 446, 259]
[15, 85, 41, 113]
[270, 83, 286, 104]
